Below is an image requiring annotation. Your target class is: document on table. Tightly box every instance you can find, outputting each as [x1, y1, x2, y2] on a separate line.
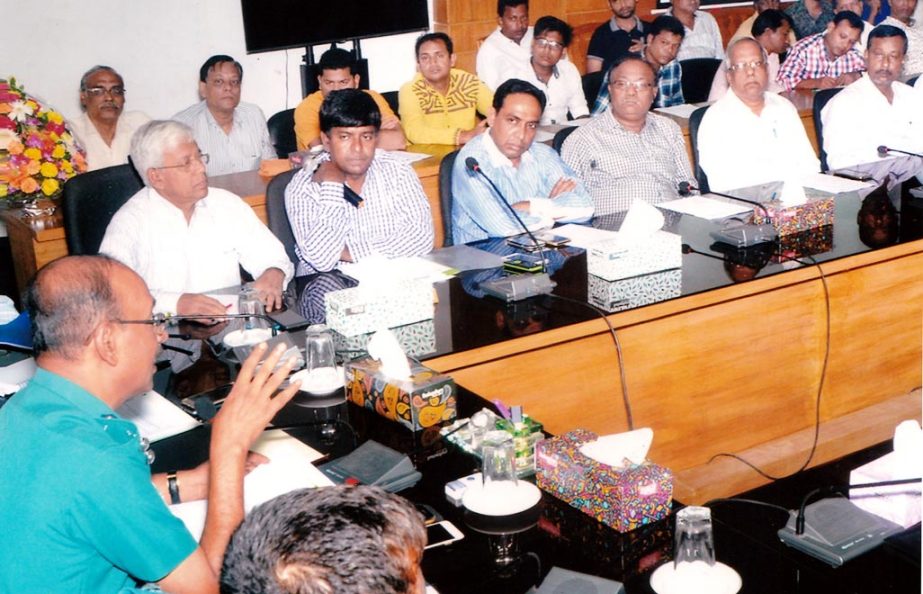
[653, 103, 704, 119]
[799, 172, 876, 194]
[658, 195, 753, 220]
[115, 390, 201, 442]
[386, 150, 433, 165]
[553, 223, 619, 249]
[169, 429, 333, 540]
[339, 256, 455, 285]
[422, 244, 505, 272]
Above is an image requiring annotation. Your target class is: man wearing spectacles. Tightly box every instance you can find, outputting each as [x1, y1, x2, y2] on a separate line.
[514, 16, 589, 125]
[698, 38, 820, 191]
[562, 56, 694, 215]
[173, 55, 275, 176]
[0, 255, 301, 593]
[70, 65, 150, 171]
[100, 120, 293, 318]
[709, 9, 793, 100]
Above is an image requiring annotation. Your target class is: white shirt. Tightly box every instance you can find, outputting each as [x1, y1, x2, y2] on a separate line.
[821, 74, 923, 170]
[513, 59, 589, 125]
[99, 186, 294, 314]
[476, 27, 535, 90]
[172, 101, 275, 176]
[881, 17, 923, 78]
[698, 90, 819, 192]
[669, 10, 725, 60]
[708, 53, 783, 101]
[69, 111, 150, 171]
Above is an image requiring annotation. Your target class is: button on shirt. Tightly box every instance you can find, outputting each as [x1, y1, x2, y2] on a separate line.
[561, 110, 693, 215]
[99, 186, 294, 314]
[513, 60, 589, 125]
[70, 111, 151, 171]
[284, 151, 434, 274]
[477, 27, 535, 90]
[172, 101, 275, 176]
[698, 91, 820, 192]
[777, 32, 866, 91]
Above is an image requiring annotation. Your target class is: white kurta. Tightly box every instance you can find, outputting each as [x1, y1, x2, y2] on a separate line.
[476, 27, 535, 90]
[69, 111, 150, 171]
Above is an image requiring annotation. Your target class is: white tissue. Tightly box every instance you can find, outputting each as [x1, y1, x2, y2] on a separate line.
[366, 328, 412, 381]
[613, 200, 665, 250]
[779, 179, 807, 206]
[579, 427, 653, 469]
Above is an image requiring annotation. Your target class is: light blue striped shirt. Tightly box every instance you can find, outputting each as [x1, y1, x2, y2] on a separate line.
[172, 101, 275, 176]
[451, 132, 593, 245]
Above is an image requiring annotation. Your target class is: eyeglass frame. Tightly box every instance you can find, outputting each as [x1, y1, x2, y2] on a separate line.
[84, 86, 127, 97]
[115, 313, 169, 331]
[153, 153, 210, 171]
[727, 60, 766, 73]
[533, 37, 565, 51]
[609, 79, 655, 91]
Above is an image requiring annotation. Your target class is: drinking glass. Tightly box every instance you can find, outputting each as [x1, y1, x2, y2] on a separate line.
[238, 287, 265, 330]
[481, 435, 517, 489]
[303, 324, 339, 391]
[673, 506, 716, 568]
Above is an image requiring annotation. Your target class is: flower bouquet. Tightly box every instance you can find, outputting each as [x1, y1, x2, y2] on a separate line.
[0, 77, 86, 216]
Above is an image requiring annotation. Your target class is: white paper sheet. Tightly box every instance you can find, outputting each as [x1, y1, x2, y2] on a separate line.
[553, 223, 620, 248]
[422, 245, 506, 272]
[658, 196, 753, 220]
[653, 103, 702, 119]
[0, 357, 36, 394]
[339, 256, 454, 285]
[115, 390, 200, 442]
[529, 197, 594, 223]
[799, 172, 876, 194]
[385, 150, 433, 165]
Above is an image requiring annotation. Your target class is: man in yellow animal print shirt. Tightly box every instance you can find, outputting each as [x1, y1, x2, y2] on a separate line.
[399, 32, 494, 146]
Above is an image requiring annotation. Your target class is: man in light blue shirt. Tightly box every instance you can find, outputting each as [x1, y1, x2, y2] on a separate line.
[451, 79, 593, 245]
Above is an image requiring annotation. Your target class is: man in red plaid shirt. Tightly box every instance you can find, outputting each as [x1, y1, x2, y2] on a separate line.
[777, 11, 866, 90]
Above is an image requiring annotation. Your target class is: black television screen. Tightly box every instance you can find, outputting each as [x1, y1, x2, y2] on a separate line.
[241, 0, 430, 53]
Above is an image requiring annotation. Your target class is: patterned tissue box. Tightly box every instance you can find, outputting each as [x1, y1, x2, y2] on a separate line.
[536, 429, 673, 533]
[587, 231, 682, 281]
[752, 194, 835, 236]
[333, 319, 437, 360]
[325, 281, 433, 337]
[772, 224, 834, 262]
[588, 269, 682, 313]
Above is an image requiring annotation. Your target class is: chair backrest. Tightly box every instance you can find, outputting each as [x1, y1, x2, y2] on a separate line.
[63, 164, 144, 255]
[381, 91, 400, 117]
[687, 105, 711, 193]
[581, 70, 605, 107]
[267, 108, 297, 158]
[907, 75, 919, 87]
[812, 87, 843, 172]
[552, 126, 578, 154]
[265, 168, 300, 265]
[439, 150, 460, 247]
[679, 58, 722, 104]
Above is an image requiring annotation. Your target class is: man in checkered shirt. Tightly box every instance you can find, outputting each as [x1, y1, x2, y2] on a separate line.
[777, 10, 866, 90]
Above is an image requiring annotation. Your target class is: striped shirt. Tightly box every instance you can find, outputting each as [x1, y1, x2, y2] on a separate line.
[592, 60, 683, 115]
[284, 151, 434, 274]
[172, 101, 275, 176]
[777, 32, 866, 91]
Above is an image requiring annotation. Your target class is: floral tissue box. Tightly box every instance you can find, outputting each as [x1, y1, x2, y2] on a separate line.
[324, 281, 433, 337]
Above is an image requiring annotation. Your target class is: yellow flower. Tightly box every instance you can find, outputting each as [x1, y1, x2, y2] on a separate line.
[40, 162, 58, 178]
[0, 184, 7, 198]
[61, 160, 73, 174]
[47, 111, 63, 124]
[41, 177, 60, 196]
[25, 100, 38, 111]
[23, 147, 41, 160]
[52, 145, 66, 159]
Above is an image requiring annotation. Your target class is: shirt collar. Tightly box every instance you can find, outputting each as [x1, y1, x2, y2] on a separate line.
[203, 101, 239, 129]
[148, 186, 209, 217]
[482, 130, 535, 168]
[608, 15, 642, 32]
[30, 368, 117, 419]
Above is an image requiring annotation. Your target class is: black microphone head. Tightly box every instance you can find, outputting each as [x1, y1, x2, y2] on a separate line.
[877, 145, 889, 157]
[681, 243, 693, 254]
[465, 157, 480, 172]
[678, 181, 694, 196]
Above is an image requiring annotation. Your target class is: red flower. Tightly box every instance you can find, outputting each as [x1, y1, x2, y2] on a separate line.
[0, 116, 14, 130]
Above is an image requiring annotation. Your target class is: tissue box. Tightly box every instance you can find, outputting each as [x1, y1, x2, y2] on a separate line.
[588, 269, 682, 313]
[333, 319, 437, 359]
[325, 282, 433, 337]
[587, 231, 681, 281]
[772, 224, 833, 262]
[752, 195, 834, 236]
[536, 429, 673, 532]
[345, 357, 456, 432]
[849, 451, 921, 529]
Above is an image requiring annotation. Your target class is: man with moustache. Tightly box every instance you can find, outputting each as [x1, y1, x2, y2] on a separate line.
[477, 0, 535, 90]
[586, 0, 648, 74]
[70, 65, 150, 171]
[730, 0, 798, 46]
[881, 0, 923, 77]
[777, 11, 867, 90]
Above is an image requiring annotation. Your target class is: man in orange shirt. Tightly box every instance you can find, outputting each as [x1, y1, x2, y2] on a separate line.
[294, 48, 406, 150]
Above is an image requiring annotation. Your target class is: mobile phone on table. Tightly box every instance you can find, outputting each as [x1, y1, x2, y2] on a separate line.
[424, 520, 465, 549]
[503, 253, 545, 273]
[506, 234, 543, 251]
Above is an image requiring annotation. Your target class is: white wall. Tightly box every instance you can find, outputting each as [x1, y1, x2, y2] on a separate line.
[1, 0, 431, 122]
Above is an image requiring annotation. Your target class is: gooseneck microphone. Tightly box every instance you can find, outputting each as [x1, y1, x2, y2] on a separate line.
[795, 477, 922, 535]
[877, 145, 923, 159]
[678, 181, 771, 218]
[166, 313, 281, 336]
[465, 157, 546, 273]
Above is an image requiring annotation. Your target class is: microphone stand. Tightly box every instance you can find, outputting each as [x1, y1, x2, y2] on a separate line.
[795, 477, 922, 535]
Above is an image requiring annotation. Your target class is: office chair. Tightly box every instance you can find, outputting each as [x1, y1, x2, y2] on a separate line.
[439, 150, 460, 247]
[265, 168, 300, 265]
[812, 87, 844, 172]
[687, 105, 711, 193]
[267, 108, 297, 158]
[62, 164, 144, 255]
[679, 58, 722, 104]
[381, 91, 400, 117]
[581, 70, 605, 107]
[552, 126, 578, 154]
[907, 75, 919, 87]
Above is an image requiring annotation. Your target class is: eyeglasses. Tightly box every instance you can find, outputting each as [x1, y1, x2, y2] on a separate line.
[609, 79, 654, 91]
[727, 60, 765, 72]
[115, 313, 169, 331]
[84, 86, 126, 97]
[208, 78, 241, 89]
[534, 38, 565, 51]
[154, 153, 209, 171]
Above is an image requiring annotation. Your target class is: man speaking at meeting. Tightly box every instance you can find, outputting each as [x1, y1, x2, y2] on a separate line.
[698, 38, 820, 191]
[100, 120, 293, 318]
[0, 255, 301, 593]
[451, 79, 592, 245]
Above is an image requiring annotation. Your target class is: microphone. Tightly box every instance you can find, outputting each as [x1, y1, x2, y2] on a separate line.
[465, 157, 546, 273]
[795, 477, 922, 535]
[678, 181, 771, 218]
[679, 182, 778, 248]
[877, 145, 923, 159]
[166, 313, 282, 336]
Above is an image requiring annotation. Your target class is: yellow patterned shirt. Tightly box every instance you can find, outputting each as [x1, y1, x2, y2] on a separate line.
[398, 69, 493, 145]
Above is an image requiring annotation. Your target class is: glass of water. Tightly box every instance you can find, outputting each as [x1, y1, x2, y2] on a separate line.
[673, 506, 716, 568]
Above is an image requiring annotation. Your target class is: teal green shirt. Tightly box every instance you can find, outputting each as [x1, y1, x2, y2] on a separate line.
[0, 369, 198, 593]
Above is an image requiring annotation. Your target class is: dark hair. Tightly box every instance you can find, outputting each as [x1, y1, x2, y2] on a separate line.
[415, 32, 454, 57]
[199, 55, 243, 83]
[318, 47, 358, 75]
[319, 88, 381, 133]
[867, 24, 909, 54]
[607, 55, 658, 83]
[492, 78, 547, 112]
[79, 65, 121, 91]
[534, 15, 573, 47]
[497, 0, 528, 17]
[24, 255, 123, 360]
[648, 15, 686, 39]
[220, 486, 426, 594]
[752, 9, 794, 37]
[832, 10, 864, 31]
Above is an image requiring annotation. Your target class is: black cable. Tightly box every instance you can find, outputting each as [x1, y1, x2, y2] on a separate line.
[703, 497, 790, 515]
[795, 478, 923, 535]
[546, 293, 633, 430]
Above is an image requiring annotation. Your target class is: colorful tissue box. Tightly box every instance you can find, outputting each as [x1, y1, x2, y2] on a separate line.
[325, 281, 433, 337]
[345, 357, 456, 432]
[752, 195, 834, 236]
[587, 231, 682, 281]
[333, 319, 437, 359]
[588, 269, 682, 313]
[536, 429, 673, 532]
[772, 224, 833, 262]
